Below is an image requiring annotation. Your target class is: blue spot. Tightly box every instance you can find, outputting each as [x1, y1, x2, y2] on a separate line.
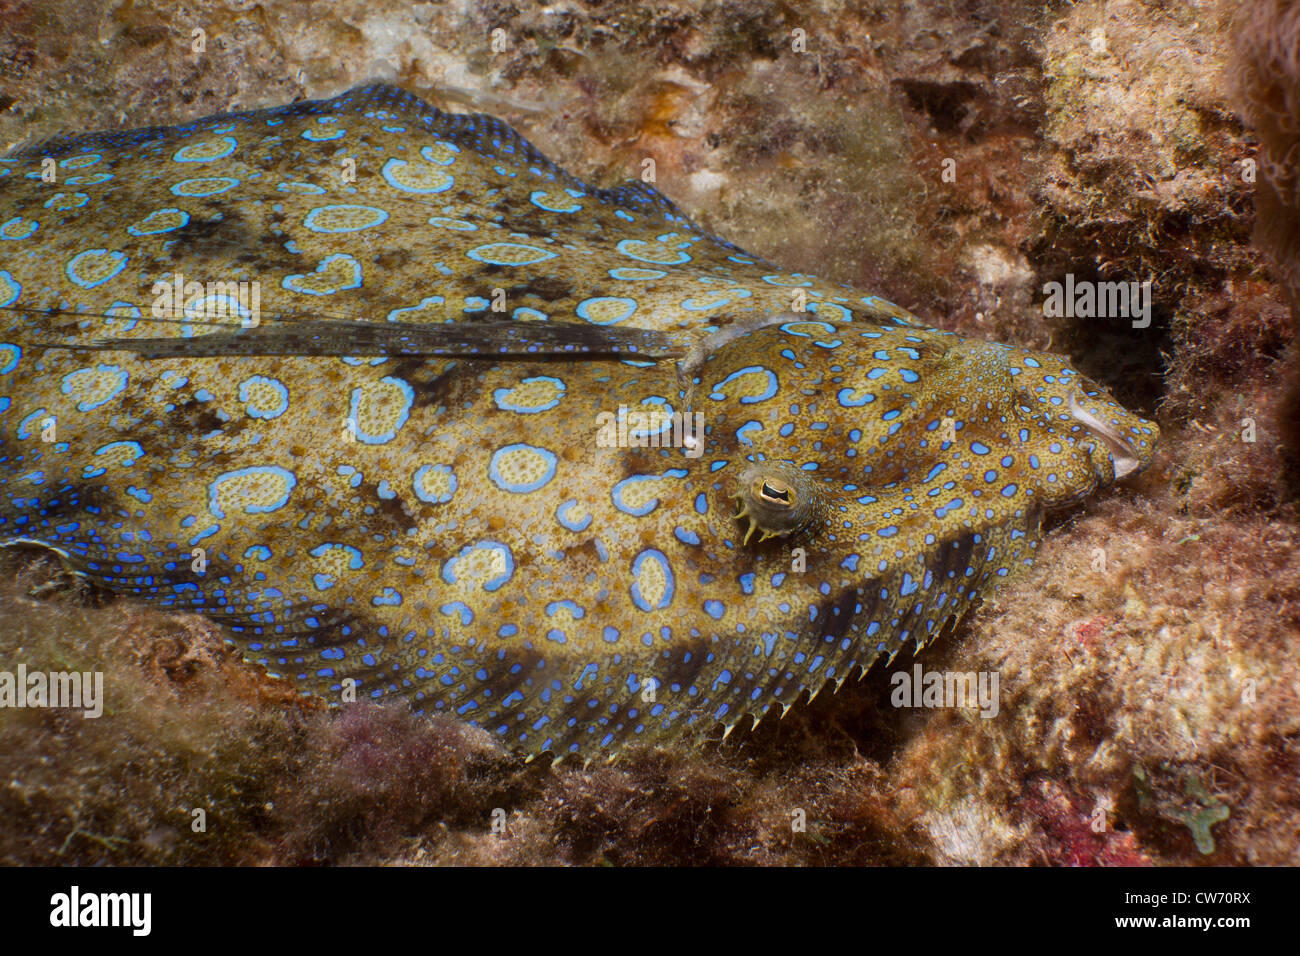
[837, 387, 875, 407]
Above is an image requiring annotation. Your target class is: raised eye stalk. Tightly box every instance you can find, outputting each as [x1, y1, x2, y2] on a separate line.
[732, 461, 822, 544]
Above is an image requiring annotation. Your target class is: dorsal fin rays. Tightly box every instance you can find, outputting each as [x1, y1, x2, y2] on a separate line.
[645, 510, 1046, 754]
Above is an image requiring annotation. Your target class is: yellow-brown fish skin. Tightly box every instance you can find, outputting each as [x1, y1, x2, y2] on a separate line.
[0, 84, 1159, 761]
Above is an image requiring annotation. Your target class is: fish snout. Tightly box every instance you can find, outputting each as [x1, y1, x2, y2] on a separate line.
[1066, 388, 1148, 481]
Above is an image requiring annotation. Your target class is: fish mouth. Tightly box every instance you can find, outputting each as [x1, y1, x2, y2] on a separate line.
[1067, 389, 1142, 479]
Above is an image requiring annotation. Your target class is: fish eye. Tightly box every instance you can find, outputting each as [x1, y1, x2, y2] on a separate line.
[756, 477, 794, 508]
[733, 462, 821, 545]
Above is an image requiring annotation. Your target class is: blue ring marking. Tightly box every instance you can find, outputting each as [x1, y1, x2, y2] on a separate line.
[302, 204, 389, 233]
[173, 136, 237, 162]
[0, 272, 17, 308]
[630, 549, 676, 612]
[381, 157, 455, 193]
[60, 364, 128, 411]
[441, 540, 515, 592]
[413, 463, 458, 504]
[238, 375, 290, 419]
[611, 474, 671, 516]
[709, 366, 778, 404]
[301, 126, 346, 141]
[0, 217, 37, 240]
[493, 375, 565, 413]
[0, 343, 20, 374]
[421, 142, 459, 165]
[575, 296, 637, 325]
[65, 173, 113, 186]
[207, 466, 297, 518]
[277, 181, 326, 194]
[609, 267, 666, 280]
[808, 301, 851, 320]
[347, 376, 414, 444]
[59, 153, 101, 170]
[387, 295, 446, 322]
[488, 444, 558, 493]
[127, 208, 190, 236]
[556, 499, 593, 532]
[530, 189, 582, 212]
[546, 599, 586, 619]
[43, 192, 90, 210]
[17, 408, 49, 439]
[92, 440, 144, 466]
[170, 177, 239, 197]
[428, 216, 476, 230]
[310, 542, 363, 568]
[616, 238, 690, 264]
[736, 420, 763, 445]
[779, 319, 843, 348]
[466, 242, 557, 265]
[66, 249, 128, 289]
[282, 252, 363, 296]
[681, 288, 751, 311]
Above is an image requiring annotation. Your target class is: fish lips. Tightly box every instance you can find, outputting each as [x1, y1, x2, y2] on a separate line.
[1067, 389, 1144, 480]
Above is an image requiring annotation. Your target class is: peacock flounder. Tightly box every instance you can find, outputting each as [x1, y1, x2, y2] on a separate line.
[0, 84, 1158, 761]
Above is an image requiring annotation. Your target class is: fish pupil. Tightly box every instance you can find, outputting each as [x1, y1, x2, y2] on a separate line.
[759, 480, 792, 506]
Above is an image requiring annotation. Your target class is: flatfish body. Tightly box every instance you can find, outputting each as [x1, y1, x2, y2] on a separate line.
[0, 85, 1159, 760]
